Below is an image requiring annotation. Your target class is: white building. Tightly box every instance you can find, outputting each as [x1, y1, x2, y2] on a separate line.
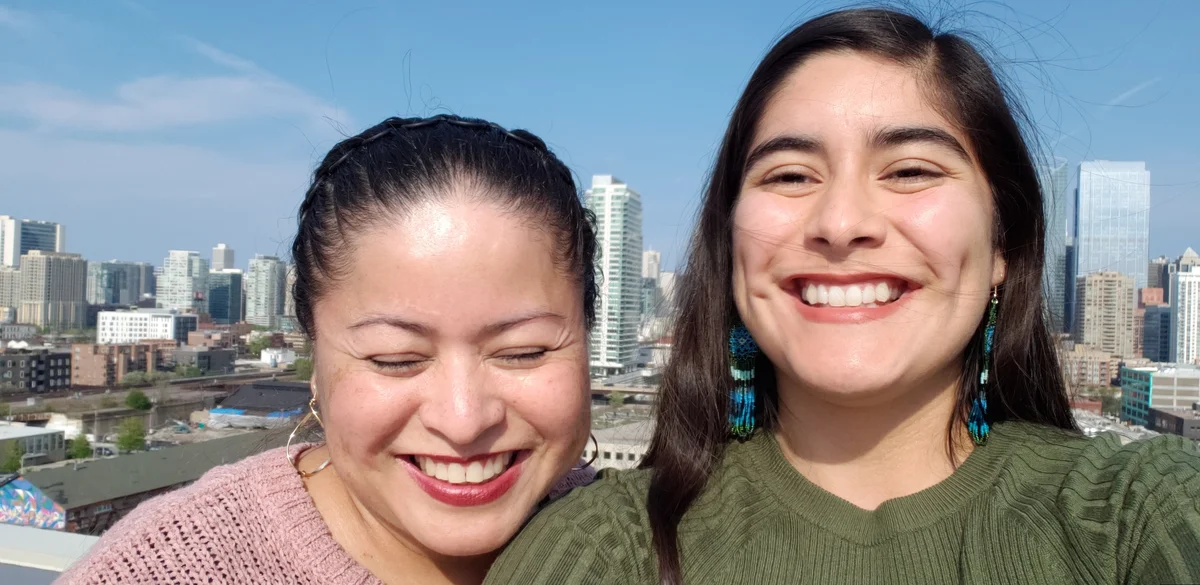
[0, 216, 66, 268]
[17, 251, 87, 330]
[261, 347, 297, 367]
[211, 243, 235, 272]
[97, 309, 198, 345]
[0, 266, 18, 311]
[0, 324, 35, 341]
[585, 420, 653, 471]
[642, 250, 661, 281]
[246, 255, 287, 329]
[587, 176, 643, 376]
[1169, 270, 1200, 365]
[157, 251, 209, 313]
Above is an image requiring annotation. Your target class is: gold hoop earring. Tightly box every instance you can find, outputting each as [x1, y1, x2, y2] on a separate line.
[286, 394, 332, 478]
[573, 433, 599, 470]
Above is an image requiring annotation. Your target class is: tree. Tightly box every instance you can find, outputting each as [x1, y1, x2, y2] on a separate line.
[125, 389, 152, 411]
[68, 434, 93, 459]
[247, 336, 272, 358]
[116, 419, 146, 452]
[293, 358, 313, 381]
[608, 391, 627, 407]
[121, 371, 147, 387]
[1, 440, 23, 473]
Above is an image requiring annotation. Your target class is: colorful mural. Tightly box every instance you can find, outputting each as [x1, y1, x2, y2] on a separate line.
[0, 474, 66, 530]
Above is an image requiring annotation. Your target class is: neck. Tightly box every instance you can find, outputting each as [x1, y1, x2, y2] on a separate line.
[772, 367, 973, 511]
[301, 446, 494, 585]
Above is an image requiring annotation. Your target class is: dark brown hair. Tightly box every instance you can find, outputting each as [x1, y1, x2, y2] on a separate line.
[641, 8, 1075, 584]
[290, 115, 597, 338]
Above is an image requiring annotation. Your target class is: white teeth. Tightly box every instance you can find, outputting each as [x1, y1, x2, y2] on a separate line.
[828, 286, 846, 307]
[799, 280, 904, 307]
[414, 452, 514, 485]
[876, 282, 890, 302]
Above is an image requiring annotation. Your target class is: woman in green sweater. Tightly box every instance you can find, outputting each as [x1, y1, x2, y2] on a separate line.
[486, 7, 1200, 585]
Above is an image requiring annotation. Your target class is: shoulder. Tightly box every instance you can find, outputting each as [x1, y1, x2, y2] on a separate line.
[486, 468, 654, 584]
[56, 446, 304, 584]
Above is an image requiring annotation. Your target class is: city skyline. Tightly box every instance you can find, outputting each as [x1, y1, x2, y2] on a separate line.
[1, 1, 1198, 269]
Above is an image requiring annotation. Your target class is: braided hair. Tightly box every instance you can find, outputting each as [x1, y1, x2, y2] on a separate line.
[291, 114, 597, 339]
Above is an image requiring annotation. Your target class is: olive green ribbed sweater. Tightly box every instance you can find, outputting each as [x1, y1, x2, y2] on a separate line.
[486, 422, 1200, 584]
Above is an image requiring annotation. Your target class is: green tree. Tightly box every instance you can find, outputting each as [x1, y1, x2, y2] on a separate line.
[293, 358, 313, 381]
[608, 391, 627, 407]
[125, 389, 152, 410]
[115, 419, 146, 452]
[247, 336, 272, 358]
[0, 440, 23, 473]
[67, 434, 93, 459]
[121, 371, 147, 386]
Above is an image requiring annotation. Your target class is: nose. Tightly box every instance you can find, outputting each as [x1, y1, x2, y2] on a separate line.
[418, 355, 506, 446]
[804, 174, 887, 255]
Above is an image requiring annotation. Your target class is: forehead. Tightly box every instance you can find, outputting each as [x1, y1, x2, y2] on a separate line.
[317, 197, 577, 331]
[756, 51, 959, 141]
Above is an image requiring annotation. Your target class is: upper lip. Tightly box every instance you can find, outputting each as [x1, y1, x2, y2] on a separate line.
[784, 272, 918, 288]
[402, 451, 518, 464]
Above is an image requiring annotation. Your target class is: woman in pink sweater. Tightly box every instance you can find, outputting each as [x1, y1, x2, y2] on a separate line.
[56, 115, 600, 584]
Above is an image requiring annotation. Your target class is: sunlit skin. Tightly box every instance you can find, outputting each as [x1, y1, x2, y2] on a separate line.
[296, 195, 591, 584]
[731, 52, 1006, 509]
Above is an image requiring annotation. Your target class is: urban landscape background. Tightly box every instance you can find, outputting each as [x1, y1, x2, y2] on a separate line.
[0, 0, 1198, 580]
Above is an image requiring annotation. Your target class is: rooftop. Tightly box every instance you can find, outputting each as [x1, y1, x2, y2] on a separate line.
[218, 380, 310, 414]
[25, 430, 287, 509]
[0, 424, 62, 441]
[593, 420, 654, 446]
[1151, 406, 1200, 420]
[0, 523, 97, 582]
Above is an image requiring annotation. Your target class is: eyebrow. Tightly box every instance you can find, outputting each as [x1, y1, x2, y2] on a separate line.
[347, 311, 564, 337]
[742, 126, 972, 172]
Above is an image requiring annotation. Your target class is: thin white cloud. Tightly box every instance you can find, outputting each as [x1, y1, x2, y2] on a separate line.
[1105, 77, 1162, 107]
[0, 5, 35, 31]
[0, 41, 351, 134]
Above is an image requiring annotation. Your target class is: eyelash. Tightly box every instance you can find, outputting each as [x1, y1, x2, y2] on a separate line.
[764, 166, 945, 185]
[368, 350, 547, 372]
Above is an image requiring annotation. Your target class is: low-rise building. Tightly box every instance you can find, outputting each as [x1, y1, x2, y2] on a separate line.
[171, 347, 235, 376]
[0, 424, 66, 467]
[70, 342, 175, 388]
[97, 309, 197, 345]
[0, 324, 35, 341]
[260, 347, 296, 367]
[1120, 364, 1200, 427]
[208, 380, 310, 429]
[24, 431, 286, 535]
[186, 330, 235, 349]
[587, 420, 653, 471]
[0, 347, 71, 393]
[1147, 404, 1200, 441]
[1059, 342, 1118, 389]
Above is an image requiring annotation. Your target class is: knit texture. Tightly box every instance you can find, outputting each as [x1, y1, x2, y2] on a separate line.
[56, 445, 596, 584]
[485, 422, 1200, 585]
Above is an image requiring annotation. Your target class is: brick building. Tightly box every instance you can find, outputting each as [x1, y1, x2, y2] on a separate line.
[70, 341, 176, 388]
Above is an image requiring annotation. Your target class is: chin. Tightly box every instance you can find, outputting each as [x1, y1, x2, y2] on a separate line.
[407, 507, 528, 558]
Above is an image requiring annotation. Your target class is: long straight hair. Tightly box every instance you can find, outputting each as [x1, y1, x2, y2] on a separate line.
[641, 8, 1075, 585]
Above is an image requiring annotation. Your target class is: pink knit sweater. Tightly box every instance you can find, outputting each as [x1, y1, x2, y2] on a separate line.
[55, 446, 595, 585]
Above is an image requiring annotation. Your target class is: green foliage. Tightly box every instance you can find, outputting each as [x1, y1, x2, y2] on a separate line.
[0, 440, 23, 473]
[293, 358, 313, 381]
[115, 418, 146, 452]
[0, 402, 10, 417]
[99, 396, 120, 409]
[67, 434, 93, 459]
[247, 336, 272, 358]
[125, 389, 152, 410]
[608, 391, 627, 407]
[175, 364, 203, 378]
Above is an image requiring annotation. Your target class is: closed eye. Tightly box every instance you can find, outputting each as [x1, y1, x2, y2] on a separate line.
[501, 350, 546, 364]
[764, 170, 815, 185]
[370, 358, 426, 373]
[886, 166, 944, 182]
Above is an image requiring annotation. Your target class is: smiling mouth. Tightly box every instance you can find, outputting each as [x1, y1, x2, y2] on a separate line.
[406, 451, 520, 485]
[790, 277, 911, 308]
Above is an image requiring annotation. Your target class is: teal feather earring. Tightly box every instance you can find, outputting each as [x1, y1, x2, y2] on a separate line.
[729, 325, 759, 439]
[968, 288, 998, 445]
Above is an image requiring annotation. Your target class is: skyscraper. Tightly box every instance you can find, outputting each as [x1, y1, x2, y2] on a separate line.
[1074, 161, 1150, 288]
[1149, 256, 1170, 290]
[587, 175, 643, 376]
[283, 264, 297, 320]
[246, 255, 287, 329]
[86, 261, 152, 306]
[157, 251, 209, 313]
[0, 267, 19, 311]
[0, 216, 66, 268]
[1073, 271, 1136, 358]
[1038, 161, 1069, 333]
[1143, 306, 1173, 362]
[207, 269, 244, 325]
[212, 243, 235, 272]
[642, 250, 661, 281]
[17, 251, 87, 329]
[1169, 270, 1200, 365]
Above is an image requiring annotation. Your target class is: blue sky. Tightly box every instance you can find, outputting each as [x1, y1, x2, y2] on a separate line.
[0, 0, 1196, 271]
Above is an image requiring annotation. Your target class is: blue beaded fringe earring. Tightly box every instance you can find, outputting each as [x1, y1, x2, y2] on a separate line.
[729, 325, 759, 439]
[968, 287, 999, 446]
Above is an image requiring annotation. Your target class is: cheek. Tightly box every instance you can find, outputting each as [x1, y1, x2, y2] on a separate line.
[732, 191, 803, 287]
[320, 366, 418, 458]
[892, 189, 994, 277]
[505, 362, 590, 443]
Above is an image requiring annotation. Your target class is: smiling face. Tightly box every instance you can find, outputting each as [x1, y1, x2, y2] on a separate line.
[732, 51, 1007, 405]
[310, 195, 590, 557]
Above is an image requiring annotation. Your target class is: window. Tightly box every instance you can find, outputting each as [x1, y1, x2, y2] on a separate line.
[615, 453, 625, 461]
[93, 503, 113, 514]
[603, 451, 611, 460]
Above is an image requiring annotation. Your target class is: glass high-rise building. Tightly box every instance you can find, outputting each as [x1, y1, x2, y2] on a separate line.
[1074, 161, 1150, 289]
[212, 243, 235, 272]
[157, 251, 209, 313]
[587, 175, 643, 376]
[246, 255, 287, 329]
[1038, 161, 1069, 333]
[86, 260, 153, 305]
[0, 216, 66, 268]
[207, 269, 244, 325]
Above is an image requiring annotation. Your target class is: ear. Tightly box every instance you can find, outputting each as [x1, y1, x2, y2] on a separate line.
[991, 250, 1007, 288]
